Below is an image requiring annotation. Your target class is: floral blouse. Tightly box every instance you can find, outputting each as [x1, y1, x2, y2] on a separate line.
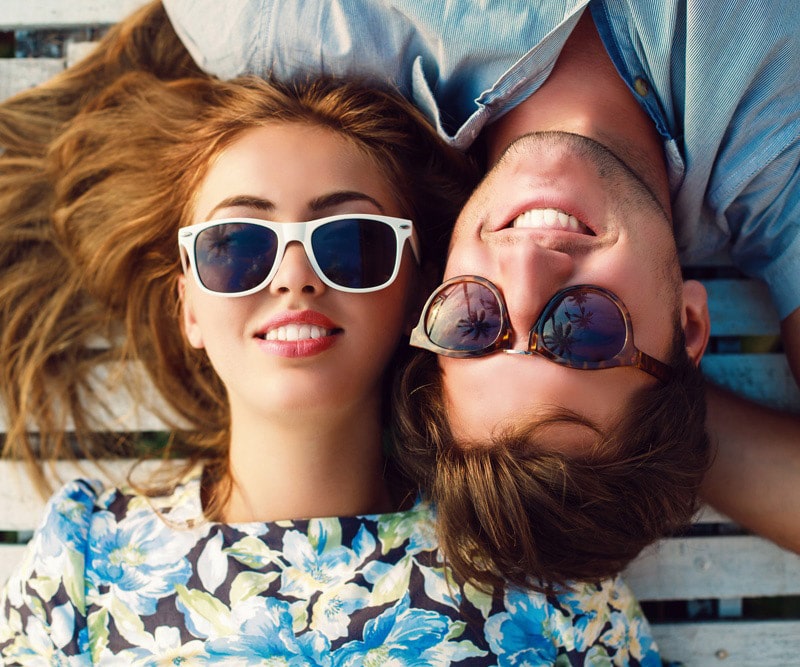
[1, 469, 661, 665]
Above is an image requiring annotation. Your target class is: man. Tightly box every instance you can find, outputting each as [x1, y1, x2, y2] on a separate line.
[163, 0, 800, 564]
[392, 12, 713, 587]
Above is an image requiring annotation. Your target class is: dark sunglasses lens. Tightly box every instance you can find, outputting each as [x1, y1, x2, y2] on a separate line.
[195, 223, 278, 293]
[425, 281, 503, 351]
[311, 218, 397, 289]
[541, 290, 626, 362]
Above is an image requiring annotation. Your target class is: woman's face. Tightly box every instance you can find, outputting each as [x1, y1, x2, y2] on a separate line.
[180, 122, 418, 422]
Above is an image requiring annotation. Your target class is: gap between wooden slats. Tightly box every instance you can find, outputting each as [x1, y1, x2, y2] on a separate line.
[0, 42, 98, 100]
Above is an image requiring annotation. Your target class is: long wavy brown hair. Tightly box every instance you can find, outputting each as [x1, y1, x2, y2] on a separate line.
[0, 1, 475, 511]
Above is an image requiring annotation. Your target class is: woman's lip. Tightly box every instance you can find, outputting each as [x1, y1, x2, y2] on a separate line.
[255, 335, 338, 358]
[255, 310, 339, 337]
[254, 310, 341, 358]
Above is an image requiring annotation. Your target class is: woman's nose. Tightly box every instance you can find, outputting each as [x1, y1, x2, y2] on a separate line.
[268, 241, 326, 295]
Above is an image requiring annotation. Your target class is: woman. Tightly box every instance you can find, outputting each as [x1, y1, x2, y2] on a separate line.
[0, 3, 660, 664]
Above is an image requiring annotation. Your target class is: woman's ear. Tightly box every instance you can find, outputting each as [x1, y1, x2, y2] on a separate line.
[681, 279, 710, 365]
[178, 275, 205, 349]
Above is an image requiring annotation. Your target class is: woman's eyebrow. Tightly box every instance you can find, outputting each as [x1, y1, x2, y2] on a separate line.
[206, 195, 274, 218]
[308, 191, 386, 213]
[206, 191, 386, 219]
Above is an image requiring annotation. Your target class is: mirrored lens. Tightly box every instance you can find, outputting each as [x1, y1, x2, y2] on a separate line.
[311, 218, 397, 289]
[425, 280, 503, 351]
[195, 222, 278, 293]
[540, 290, 626, 362]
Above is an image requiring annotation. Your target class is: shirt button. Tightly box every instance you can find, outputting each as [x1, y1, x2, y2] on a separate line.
[634, 77, 650, 97]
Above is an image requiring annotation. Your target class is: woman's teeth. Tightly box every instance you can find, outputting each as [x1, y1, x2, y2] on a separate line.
[263, 324, 331, 341]
[512, 208, 590, 233]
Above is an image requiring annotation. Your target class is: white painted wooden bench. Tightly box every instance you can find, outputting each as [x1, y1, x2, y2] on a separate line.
[2, 4, 800, 664]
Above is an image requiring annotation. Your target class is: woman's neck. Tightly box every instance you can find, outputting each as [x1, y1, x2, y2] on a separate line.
[218, 401, 395, 523]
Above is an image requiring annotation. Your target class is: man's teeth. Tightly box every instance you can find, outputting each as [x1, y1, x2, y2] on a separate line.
[263, 324, 331, 341]
[512, 208, 588, 233]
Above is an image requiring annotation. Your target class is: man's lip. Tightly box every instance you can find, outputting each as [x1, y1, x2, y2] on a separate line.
[490, 197, 598, 236]
[255, 310, 340, 337]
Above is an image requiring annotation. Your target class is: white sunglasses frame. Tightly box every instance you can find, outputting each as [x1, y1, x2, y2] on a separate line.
[178, 213, 420, 297]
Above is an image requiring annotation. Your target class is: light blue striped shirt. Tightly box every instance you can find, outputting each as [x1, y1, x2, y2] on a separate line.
[165, 0, 800, 318]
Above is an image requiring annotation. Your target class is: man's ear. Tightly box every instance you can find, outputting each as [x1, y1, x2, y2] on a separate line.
[681, 279, 710, 365]
[178, 275, 205, 349]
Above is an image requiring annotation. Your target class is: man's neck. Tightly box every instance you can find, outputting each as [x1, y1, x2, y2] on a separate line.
[486, 10, 671, 214]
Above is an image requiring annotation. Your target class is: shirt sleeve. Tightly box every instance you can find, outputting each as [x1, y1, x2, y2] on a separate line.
[726, 140, 800, 320]
[0, 479, 100, 662]
[162, 0, 585, 147]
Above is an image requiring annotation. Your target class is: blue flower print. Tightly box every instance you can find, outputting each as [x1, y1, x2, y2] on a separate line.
[124, 626, 209, 666]
[2, 473, 664, 664]
[205, 596, 331, 665]
[310, 582, 371, 641]
[556, 581, 610, 651]
[86, 509, 193, 616]
[0, 604, 86, 667]
[38, 480, 97, 559]
[280, 521, 375, 600]
[485, 588, 557, 666]
[332, 593, 460, 666]
[377, 501, 438, 557]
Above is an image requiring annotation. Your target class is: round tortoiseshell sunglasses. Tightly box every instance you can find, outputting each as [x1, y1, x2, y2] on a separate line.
[410, 275, 673, 383]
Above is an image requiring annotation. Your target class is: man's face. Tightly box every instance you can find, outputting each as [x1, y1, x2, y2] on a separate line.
[440, 131, 689, 450]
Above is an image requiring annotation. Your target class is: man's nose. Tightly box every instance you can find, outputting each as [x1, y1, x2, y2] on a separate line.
[268, 241, 326, 295]
[496, 243, 574, 348]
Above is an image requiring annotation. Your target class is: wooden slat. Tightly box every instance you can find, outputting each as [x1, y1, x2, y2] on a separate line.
[625, 535, 800, 601]
[0, 58, 65, 100]
[702, 353, 800, 413]
[652, 619, 800, 667]
[705, 279, 780, 337]
[0, 1, 148, 30]
[65, 40, 97, 67]
[0, 459, 178, 530]
[0, 361, 180, 432]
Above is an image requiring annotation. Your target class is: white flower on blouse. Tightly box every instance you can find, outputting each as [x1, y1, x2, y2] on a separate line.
[280, 520, 376, 600]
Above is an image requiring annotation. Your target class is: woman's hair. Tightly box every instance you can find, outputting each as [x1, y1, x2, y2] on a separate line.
[393, 327, 710, 592]
[0, 2, 475, 503]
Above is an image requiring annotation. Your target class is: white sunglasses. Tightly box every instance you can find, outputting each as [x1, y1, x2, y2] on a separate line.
[179, 214, 420, 296]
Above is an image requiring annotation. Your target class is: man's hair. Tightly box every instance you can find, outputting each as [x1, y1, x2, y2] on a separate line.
[0, 1, 475, 500]
[392, 328, 710, 591]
